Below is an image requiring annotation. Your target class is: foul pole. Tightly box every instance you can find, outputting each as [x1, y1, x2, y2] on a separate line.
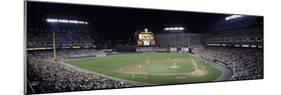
[52, 31, 56, 61]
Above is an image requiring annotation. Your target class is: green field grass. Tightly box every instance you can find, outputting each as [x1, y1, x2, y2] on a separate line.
[146, 60, 194, 74]
[65, 52, 221, 84]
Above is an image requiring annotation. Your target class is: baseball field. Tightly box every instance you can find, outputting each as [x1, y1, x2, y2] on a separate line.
[65, 52, 221, 84]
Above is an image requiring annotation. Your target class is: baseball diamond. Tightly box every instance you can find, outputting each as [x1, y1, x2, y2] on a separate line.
[65, 52, 222, 84]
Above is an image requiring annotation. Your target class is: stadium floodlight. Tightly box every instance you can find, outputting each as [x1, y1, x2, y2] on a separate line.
[46, 18, 58, 23]
[75, 20, 83, 24]
[164, 27, 185, 31]
[179, 27, 184, 30]
[167, 27, 172, 30]
[58, 19, 69, 23]
[225, 15, 243, 21]
[144, 28, 148, 32]
[168, 28, 173, 30]
[69, 20, 74, 23]
[46, 18, 88, 24]
[72, 20, 79, 24]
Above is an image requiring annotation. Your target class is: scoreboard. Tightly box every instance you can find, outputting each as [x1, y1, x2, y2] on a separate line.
[137, 28, 155, 47]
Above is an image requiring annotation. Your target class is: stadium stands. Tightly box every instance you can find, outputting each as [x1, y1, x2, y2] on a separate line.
[205, 16, 263, 45]
[27, 29, 96, 48]
[205, 26, 263, 44]
[193, 16, 264, 80]
[155, 33, 201, 48]
[27, 49, 127, 93]
[26, 13, 263, 94]
[193, 47, 263, 80]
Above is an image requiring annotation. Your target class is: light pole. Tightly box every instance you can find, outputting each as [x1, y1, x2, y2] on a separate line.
[46, 18, 88, 62]
[52, 30, 57, 61]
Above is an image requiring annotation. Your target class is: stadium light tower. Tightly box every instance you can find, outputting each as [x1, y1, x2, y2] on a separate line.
[164, 27, 185, 31]
[225, 15, 244, 21]
[46, 18, 88, 24]
[46, 18, 89, 61]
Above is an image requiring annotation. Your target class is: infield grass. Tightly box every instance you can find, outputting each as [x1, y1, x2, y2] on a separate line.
[65, 52, 221, 84]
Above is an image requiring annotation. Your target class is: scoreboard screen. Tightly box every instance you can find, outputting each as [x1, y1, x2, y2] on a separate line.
[138, 34, 154, 40]
[143, 40, 150, 46]
[137, 29, 155, 47]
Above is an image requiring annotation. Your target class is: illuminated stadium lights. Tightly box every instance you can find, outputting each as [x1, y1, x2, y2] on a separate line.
[164, 28, 171, 30]
[178, 27, 184, 30]
[46, 19, 58, 23]
[77, 21, 85, 24]
[58, 19, 68, 23]
[225, 15, 243, 21]
[69, 20, 78, 24]
[144, 28, 148, 32]
[164, 27, 185, 31]
[46, 18, 88, 24]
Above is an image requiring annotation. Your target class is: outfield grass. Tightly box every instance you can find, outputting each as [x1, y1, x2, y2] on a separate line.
[145, 59, 194, 74]
[65, 52, 221, 84]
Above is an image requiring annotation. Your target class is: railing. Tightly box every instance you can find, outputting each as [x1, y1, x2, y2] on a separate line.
[26, 78, 35, 94]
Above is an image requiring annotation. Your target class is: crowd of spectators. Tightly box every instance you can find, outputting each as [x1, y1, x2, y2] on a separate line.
[155, 33, 189, 48]
[206, 16, 263, 45]
[27, 29, 95, 48]
[197, 16, 264, 80]
[205, 26, 263, 44]
[27, 49, 127, 94]
[193, 46, 263, 80]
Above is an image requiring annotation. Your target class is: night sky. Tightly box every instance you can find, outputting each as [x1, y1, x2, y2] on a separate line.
[27, 1, 229, 41]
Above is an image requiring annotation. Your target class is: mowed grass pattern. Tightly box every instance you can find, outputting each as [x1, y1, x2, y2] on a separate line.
[66, 52, 221, 84]
[145, 60, 194, 74]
